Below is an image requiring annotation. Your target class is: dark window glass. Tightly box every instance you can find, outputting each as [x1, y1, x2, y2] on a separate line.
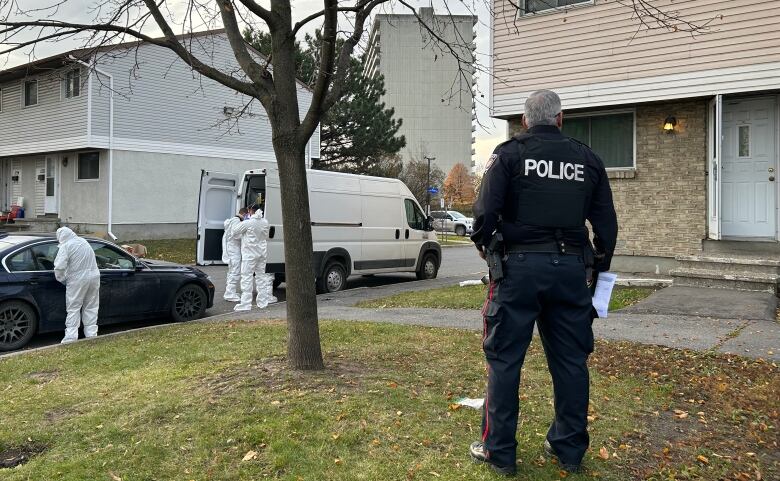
[30, 244, 58, 271]
[24, 80, 37, 106]
[7, 249, 38, 272]
[90, 242, 134, 270]
[523, 0, 590, 14]
[78, 152, 100, 180]
[404, 199, 426, 231]
[66, 69, 80, 98]
[562, 113, 634, 169]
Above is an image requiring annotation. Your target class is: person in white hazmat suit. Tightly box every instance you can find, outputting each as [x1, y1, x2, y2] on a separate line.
[53, 227, 101, 344]
[233, 205, 277, 311]
[222, 208, 247, 302]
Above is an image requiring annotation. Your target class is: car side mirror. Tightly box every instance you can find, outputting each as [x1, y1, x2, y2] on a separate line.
[425, 216, 435, 232]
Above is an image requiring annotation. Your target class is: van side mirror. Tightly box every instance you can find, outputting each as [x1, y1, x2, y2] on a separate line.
[425, 216, 435, 231]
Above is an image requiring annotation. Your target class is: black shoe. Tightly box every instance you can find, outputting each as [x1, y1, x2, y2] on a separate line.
[469, 441, 516, 476]
[543, 440, 581, 473]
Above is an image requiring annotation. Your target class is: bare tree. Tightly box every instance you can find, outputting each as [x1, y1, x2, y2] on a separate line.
[0, 0, 710, 371]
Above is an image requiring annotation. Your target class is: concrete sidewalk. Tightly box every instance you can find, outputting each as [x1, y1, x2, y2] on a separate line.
[212, 275, 780, 362]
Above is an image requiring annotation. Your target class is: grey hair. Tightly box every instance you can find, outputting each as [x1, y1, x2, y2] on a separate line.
[524, 90, 562, 128]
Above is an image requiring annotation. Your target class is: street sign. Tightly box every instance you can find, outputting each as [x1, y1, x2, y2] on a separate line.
[427, 187, 439, 194]
[440, 198, 445, 208]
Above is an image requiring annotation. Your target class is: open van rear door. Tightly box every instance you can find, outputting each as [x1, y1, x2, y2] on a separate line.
[196, 170, 239, 265]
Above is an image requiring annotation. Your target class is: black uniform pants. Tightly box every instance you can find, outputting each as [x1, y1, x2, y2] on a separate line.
[480, 252, 594, 468]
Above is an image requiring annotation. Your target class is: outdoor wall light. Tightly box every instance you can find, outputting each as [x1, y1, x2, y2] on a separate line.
[663, 116, 677, 133]
[62, 157, 68, 167]
[223, 106, 235, 116]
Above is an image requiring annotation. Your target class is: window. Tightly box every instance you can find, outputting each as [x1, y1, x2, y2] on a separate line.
[404, 199, 426, 231]
[6, 243, 58, 272]
[563, 112, 635, 169]
[65, 69, 81, 98]
[77, 152, 100, 181]
[24, 80, 38, 106]
[520, 0, 591, 14]
[738, 125, 750, 157]
[7, 249, 38, 272]
[90, 242, 135, 270]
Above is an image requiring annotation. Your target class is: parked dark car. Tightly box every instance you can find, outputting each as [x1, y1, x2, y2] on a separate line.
[0, 234, 215, 351]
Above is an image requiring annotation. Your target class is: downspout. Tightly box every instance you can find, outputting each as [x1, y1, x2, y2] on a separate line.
[70, 56, 116, 240]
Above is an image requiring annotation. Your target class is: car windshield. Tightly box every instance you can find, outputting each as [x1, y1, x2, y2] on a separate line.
[449, 211, 466, 219]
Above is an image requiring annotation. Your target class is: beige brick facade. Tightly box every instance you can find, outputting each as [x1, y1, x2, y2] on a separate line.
[505, 99, 708, 258]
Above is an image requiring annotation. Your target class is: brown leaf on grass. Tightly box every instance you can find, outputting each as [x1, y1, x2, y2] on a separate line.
[697, 454, 709, 464]
[448, 403, 462, 411]
[559, 470, 568, 478]
[109, 473, 122, 481]
[242, 450, 258, 462]
[598, 446, 609, 460]
[428, 471, 441, 477]
[387, 381, 398, 389]
[673, 409, 689, 419]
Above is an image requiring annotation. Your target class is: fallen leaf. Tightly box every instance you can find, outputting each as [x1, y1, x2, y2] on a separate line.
[696, 454, 709, 464]
[387, 381, 398, 388]
[109, 473, 122, 481]
[331, 433, 340, 440]
[334, 458, 342, 465]
[428, 472, 440, 477]
[242, 450, 258, 462]
[598, 446, 609, 460]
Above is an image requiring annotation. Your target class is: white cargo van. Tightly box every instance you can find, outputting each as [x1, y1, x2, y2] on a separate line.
[196, 168, 442, 293]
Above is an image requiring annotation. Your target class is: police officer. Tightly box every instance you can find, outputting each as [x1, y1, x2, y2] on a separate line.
[468, 89, 618, 475]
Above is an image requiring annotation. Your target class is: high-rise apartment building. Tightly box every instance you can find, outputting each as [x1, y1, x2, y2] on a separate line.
[365, 7, 477, 176]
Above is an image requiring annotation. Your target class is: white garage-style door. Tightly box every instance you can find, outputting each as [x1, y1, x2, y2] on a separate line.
[719, 97, 778, 239]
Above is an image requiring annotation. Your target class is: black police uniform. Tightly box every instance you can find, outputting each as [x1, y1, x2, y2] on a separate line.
[471, 124, 618, 470]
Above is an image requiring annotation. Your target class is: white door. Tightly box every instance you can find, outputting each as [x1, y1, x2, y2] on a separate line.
[402, 198, 428, 270]
[721, 98, 777, 238]
[44, 155, 59, 214]
[196, 170, 239, 265]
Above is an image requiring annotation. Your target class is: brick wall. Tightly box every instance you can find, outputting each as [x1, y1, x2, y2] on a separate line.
[503, 98, 708, 258]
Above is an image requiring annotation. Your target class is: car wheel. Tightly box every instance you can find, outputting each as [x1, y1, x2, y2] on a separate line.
[416, 253, 439, 280]
[273, 274, 284, 289]
[455, 225, 467, 237]
[317, 261, 347, 294]
[171, 284, 207, 322]
[0, 301, 38, 352]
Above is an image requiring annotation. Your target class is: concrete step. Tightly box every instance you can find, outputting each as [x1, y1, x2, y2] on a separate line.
[703, 239, 780, 257]
[676, 255, 780, 275]
[670, 267, 779, 294]
[12, 217, 60, 233]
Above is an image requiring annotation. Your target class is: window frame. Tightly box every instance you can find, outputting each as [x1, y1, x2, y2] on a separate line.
[75, 151, 100, 182]
[404, 198, 427, 231]
[563, 108, 637, 171]
[517, 0, 594, 17]
[23, 79, 38, 107]
[64, 68, 81, 99]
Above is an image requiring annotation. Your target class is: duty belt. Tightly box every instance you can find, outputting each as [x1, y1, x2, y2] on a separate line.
[506, 242, 584, 255]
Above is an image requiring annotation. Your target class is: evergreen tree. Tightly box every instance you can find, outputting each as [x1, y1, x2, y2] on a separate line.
[245, 30, 405, 177]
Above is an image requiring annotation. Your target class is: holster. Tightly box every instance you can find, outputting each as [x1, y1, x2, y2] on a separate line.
[485, 232, 505, 282]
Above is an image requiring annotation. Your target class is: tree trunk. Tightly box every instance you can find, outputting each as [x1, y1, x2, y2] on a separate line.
[273, 134, 325, 370]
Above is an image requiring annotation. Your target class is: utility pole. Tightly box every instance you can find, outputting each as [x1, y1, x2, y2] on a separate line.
[423, 156, 436, 215]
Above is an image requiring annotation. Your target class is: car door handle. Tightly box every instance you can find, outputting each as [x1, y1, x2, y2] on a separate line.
[405, 229, 410, 239]
[395, 229, 400, 239]
[269, 226, 276, 239]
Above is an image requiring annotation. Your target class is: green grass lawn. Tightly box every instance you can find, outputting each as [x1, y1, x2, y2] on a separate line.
[0, 321, 776, 480]
[357, 284, 658, 312]
[127, 238, 196, 265]
[437, 236, 473, 247]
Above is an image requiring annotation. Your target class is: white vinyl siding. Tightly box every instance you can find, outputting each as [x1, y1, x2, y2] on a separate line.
[492, 0, 780, 115]
[0, 76, 88, 153]
[92, 35, 316, 156]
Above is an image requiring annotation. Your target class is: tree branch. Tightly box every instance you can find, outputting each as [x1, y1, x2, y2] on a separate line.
[235, 0, 279, 29]
[216, 0, 275, 107]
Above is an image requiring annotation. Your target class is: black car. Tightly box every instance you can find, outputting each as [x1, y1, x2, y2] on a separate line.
[0, 234, 215, 351]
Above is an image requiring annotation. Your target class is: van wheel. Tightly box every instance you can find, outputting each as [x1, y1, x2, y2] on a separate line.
[416, 253, 439, 280]
[0, 301, 38, 351]
[317, 261, 347, 294]
[455, 225, 467, 237]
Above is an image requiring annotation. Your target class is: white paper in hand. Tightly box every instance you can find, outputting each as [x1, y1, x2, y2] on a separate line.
[591, 272, 617, 318]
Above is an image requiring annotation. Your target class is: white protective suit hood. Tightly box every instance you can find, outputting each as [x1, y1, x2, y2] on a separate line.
[54, 227, 100, 284]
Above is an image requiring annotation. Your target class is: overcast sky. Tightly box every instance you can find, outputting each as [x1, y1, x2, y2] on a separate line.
[2, 0, 506, 170]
